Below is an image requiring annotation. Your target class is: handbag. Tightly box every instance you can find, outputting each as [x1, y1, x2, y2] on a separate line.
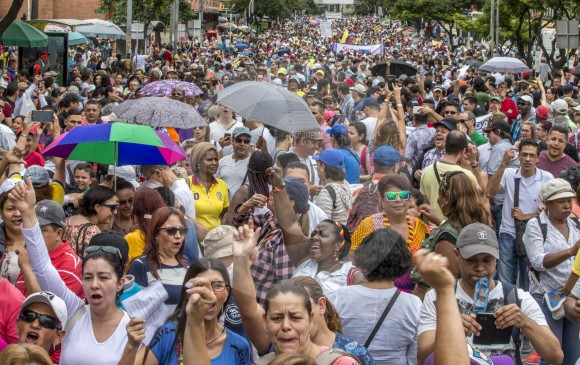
[530, 271, 566, 320]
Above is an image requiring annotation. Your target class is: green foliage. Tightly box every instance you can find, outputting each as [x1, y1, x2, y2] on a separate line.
[99, 0, 195, 25]
[226, 0, 320, 19]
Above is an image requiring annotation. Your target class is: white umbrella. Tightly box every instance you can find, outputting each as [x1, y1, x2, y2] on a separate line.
[479, 57, 530, 73]
[76, 19, 126, 39]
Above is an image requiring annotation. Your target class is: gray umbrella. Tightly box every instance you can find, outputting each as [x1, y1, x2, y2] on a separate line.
[478, 57, 530, 73]
[113, 97, 206, 129]
[465, 59, 483, 69]
[216, 81, 320, 133]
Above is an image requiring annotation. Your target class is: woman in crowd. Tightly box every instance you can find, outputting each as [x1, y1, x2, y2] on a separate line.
[226, 151, 274, 225]
[112, 179, 136, 236]
[137, 258, 252, 365]
[313, 148, 352, 224]
[0, 344, 53, 365]
[348, 121, 372, 181]
[63, 185, 118, 257]
[188, 142, 229, 231]
[124, 187, 166, 264]
[231, 222, 362, 364]
[524, 179, 580, 365]
[413, 171, 491, 299]
[0, 180, 25, 284]
[330, 229, 422, 365]
[350, 174, 430, 292]
[128, 207, 189, 313]
[514, 121, 536, 149]
[268, 167, 362, 295]
[6, 180, 144, 365]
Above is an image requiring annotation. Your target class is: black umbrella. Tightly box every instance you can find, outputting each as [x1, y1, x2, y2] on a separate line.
[371, 60, 417, 78]
[572, 67, 580, 77]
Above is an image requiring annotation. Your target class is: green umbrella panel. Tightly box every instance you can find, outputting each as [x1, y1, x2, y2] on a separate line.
[0, 20, 48, 47]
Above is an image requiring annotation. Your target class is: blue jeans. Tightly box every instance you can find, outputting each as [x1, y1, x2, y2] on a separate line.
[497, 233, 529, 290]
[534, 295, 580, 365]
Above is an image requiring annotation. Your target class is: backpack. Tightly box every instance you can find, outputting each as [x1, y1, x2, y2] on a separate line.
[410, 221, 457, 285]
[324, 185, 337, 210]
[346, 181, 382, 233]
[254, 348, 356, 365]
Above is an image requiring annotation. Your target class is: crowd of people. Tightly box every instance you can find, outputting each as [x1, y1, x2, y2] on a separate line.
[0, 14, 580, 365]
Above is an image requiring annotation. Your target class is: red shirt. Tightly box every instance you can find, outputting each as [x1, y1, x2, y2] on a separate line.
[16, 240, 84, 299]
[0, 279, 24, 345]
[23, 150, 45, 167]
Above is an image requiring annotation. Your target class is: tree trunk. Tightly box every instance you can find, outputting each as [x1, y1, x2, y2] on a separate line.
[0, 0, 25, 37]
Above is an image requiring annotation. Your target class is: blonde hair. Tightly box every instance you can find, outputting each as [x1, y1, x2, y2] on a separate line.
[0, 344, 53, 365]
[268, 352, 318, 365]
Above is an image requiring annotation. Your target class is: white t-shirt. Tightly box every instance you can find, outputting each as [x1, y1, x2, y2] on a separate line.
[216, 154, 250, 201]
[170, 178, 196, 218]
[209, 120, 243, 156]
[418, 281, 547, 355]
[60, 307, 131, 365]
[361, 116, 378, 142]
[293, 260, 353, 297]
[329, 286, 421, 365]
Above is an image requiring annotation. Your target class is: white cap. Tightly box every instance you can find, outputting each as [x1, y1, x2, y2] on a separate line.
[108, 165, 140, 188]
[22, 291, 67, 329]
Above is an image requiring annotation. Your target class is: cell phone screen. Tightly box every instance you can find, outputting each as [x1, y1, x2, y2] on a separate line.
[31, 110, 53, 123]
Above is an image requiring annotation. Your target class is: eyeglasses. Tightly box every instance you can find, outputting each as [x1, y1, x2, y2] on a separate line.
[235, 138, 251, 144]
[210, 280, 229, 292]
[520, 153, 537, 160]
[536, 128, 546, 132]
[84, 245, 123, 261]
[443, 110, 457, 115]
[118, 198, 133, 206]
[19, 310, 61, 330]
[385, 191, 410, 201]
[158, 227, 188, 236]
[99, 203, 119, 213]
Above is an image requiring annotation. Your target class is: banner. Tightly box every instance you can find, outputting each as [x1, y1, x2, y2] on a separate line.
[332, 42, 385, 55]
[320, 20, 332, 38]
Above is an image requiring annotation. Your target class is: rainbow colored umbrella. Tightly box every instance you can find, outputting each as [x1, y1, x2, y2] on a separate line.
[42, 123, 186, 166]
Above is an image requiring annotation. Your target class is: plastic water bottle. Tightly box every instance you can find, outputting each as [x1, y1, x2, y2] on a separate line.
[472, 278, 489, 313]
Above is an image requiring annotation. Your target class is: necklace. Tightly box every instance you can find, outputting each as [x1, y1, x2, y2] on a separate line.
[206, 324, 225, 346]
[383, 214, 414, 244]
[325, 261, 342, 273]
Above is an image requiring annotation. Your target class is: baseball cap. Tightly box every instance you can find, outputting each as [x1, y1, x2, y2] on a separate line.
[563, 96, 579, 107]
[277, 68, 287, 75]
[517, 94, 533, 105]
[361, 97, 380, 108]
[315, 70, 324, 76]
[552, 99, 569, 114]
[483, 120, 511, 134]
[283, 178, 310, 213]
[0, 178, 20, 195]
[433, 86, 442, 92]
[21, 291, 67, 329]
[540, 178, 575, 202]
[447, 93, 459, 101]
[456, 223, 499, 259]
[108, 165, 139, 189]
[409, 99, 420, 107]
[433, 119, 457, 131]
[536, 105, 549, 119]
[325, 124, 349, 139]
[232, 126, 251, 138]
[87, 230, 129, 266]
[373, 146, 401, 166]
[23, 166, 50, 188]
[344, 78, 355, 86]
[350, 84, 367, 95]
[35, 200, 65, 228]
[312, 148, 344, 169]
[203, 225, 237, 259]
[563, 84, 573, 93]
[295, 130, 323, 141]
[489, 96, 501, 104]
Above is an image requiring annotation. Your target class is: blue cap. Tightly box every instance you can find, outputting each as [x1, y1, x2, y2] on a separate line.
[325, 124, 349, 139]
[361, 97, 380, 108]
[232, 126, 251, 138]
[312, 148, 344, 169]
[373, 146, 401, 166]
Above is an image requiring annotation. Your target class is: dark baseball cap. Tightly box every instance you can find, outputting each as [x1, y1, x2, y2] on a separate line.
[36, 200, 66, 228]
[433, 119, 456, 131]
[483, 120, 511, 134]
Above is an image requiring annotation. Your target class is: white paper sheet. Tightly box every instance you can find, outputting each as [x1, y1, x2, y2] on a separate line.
[122, 280, 169, 345]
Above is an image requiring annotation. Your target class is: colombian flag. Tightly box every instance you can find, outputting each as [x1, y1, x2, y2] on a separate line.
[340, 30, 352, 44]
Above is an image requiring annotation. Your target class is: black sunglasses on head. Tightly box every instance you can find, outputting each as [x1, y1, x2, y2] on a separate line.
[19, 309, 61, 330]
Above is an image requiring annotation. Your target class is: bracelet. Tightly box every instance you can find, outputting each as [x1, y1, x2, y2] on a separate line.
[396, 103, 403, 107]
[272, 182, 285, 193]
[471, 162, 479, 168]
[19, 134, 28, 139]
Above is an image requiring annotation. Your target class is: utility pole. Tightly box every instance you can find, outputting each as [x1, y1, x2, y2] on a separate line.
[489, 0, 495, 56]
[126, 0, 132, 58]
[200, 0, 204, 37]
[495, 0, 500, 55]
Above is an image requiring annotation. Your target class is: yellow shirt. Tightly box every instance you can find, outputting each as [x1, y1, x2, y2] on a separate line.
[10, 173, 64, 206]
[125, 229, 146, 265]
[189, 175, 229, 231]
[573, 251, 580, 276]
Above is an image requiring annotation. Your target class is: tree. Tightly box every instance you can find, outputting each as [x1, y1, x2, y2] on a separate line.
[0, 0, 25, 37]
[226, 0, 320, 20]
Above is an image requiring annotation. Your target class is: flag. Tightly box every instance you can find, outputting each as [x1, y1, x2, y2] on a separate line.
[340, 30, 352, 44]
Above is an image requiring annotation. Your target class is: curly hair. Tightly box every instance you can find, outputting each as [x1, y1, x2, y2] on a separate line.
[439, 171, 491, 229]
[373, 121, 403, 151]
[354, 228, 412, 282]
[292, 276, 343, 334]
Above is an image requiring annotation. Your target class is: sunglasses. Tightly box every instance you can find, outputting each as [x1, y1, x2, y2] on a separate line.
[210, 280, 229, 292]
[99, 203, 119, 213]
[19, 310, 61, 330]
[235, 138, 251, 144]
[385, 191, 410, 201]
[193, 126, 205, 130]
[84, 245, 124, 261]
[158, 227, 188, 236]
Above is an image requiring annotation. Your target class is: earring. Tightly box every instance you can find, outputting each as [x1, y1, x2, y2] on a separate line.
[332, 250, 339, 262]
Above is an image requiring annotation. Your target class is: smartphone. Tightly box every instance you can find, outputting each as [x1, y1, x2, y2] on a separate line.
[412, 106, 422, 115]
[31, 110, 53, 123]
[472, 313, 513, 345]
[224, 133, 231, 139]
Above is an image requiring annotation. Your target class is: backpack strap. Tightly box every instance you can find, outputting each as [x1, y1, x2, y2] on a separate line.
[501, 281, 523, 365]
[433, 161, 441, 184]
[324, 185, 337, 209]
[64, 304, 87, 336]
[364, 290, 401, 348]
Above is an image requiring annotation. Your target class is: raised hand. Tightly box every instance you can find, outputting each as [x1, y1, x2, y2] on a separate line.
[414, 249, 455, 290]
[185, 277, 217, 321]
[7, 178, 37, 214]
[233, 221, 262, 257]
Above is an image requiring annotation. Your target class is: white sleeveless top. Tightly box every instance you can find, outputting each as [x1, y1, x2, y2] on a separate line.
[293, 259, 353, 296]
[60, 307, 131, 365]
